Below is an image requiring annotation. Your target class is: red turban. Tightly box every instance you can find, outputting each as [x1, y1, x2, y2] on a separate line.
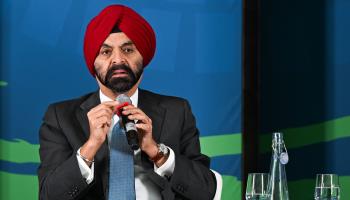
[83, 5, 156, 76]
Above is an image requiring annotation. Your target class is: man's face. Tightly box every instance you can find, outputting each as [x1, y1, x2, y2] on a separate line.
[94, 32, 143, 94]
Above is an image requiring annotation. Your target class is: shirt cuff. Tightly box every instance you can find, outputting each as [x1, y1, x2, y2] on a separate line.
[76, 148, 94, 184]
[154, 146, 175, 178]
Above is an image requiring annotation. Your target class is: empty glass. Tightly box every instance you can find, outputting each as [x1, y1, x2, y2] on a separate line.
[314, 174, 340, 200]
[246, 173, 270, 200]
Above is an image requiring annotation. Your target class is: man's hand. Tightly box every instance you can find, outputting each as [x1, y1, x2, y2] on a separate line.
[122, 105, 168, 167]
[80, 101, 119, 165]
[87, 101, 118, 144]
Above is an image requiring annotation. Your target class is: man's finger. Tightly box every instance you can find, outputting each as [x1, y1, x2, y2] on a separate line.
[92, 108, 113, 119]
[122, 107, 146, 116]
[89, 101, 119, 114]
[95, 117, 111, 128]
[128, 114, 150, 123]
[135, 123, 152, 132]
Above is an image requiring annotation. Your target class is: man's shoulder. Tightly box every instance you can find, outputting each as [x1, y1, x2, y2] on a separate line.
[140, 89, 190, 108]
[41, 91, 98, 123]
[47, 91, 98, 111]
[140, 89, 186, 101]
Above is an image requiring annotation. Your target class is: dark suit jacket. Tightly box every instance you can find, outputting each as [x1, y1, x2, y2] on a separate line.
[38, 89, 216, 200]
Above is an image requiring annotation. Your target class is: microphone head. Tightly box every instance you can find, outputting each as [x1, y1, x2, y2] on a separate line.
[116, 94, 132, 104]
[115, 94, 132, 116]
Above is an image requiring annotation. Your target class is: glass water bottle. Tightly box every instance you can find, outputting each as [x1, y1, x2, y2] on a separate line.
[267, 132, 290, 200]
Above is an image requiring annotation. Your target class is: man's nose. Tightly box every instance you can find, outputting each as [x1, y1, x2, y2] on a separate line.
[111, 50, 126, 65]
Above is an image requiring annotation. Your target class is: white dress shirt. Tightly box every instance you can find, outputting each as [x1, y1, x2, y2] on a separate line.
[76, 89, 175, 200]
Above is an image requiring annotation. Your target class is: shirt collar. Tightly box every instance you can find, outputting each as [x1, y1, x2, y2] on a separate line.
[99, 88, 139, 107]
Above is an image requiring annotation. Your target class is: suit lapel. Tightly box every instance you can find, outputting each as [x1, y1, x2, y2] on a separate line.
[75, 91, 100, 139]
[75, 91, 111, 198]
[138, 89, 166, 143]
[138, 89, 166, 169]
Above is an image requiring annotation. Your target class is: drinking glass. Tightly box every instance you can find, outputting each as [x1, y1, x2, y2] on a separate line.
[246, 173, 270, 200]
[314, 174, 340, 200]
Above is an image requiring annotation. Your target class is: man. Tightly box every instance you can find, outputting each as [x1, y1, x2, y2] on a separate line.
[38, 4, 216, 200]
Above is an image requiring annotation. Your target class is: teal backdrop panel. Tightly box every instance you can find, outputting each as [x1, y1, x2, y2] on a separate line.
[0, 0, 242, 199]
[259, 0, 350, 199]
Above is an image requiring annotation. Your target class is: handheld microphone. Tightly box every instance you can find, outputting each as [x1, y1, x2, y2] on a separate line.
[116, 94, 139, 150]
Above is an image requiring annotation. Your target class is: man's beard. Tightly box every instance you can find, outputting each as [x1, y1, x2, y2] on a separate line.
[95, 64, 143, 94]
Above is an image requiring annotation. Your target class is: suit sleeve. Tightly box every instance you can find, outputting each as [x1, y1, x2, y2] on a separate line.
[38, 104, 92, 200]
[149, 99, 217, 200]
[170, 99, 217, 199]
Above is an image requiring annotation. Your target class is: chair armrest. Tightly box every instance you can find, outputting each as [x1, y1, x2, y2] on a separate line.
[210, 169, 223, 200]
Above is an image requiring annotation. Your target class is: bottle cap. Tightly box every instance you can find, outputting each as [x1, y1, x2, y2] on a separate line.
[273, 132, 283, 140]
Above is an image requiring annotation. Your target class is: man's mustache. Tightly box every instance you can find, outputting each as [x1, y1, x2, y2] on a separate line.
[106, 64, 134, 80]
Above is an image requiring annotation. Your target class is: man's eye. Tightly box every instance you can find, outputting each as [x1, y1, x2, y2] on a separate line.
[123, 48, 134, 53]
[101, 49, 111, 55]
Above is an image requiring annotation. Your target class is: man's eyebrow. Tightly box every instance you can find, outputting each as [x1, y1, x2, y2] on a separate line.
[101, 43, 112, 49]
[120, 41, 134, 47]
[101, 41, 134, 49]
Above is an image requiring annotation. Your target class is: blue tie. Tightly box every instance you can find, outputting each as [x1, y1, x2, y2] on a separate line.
[108, 122, 136, 200]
